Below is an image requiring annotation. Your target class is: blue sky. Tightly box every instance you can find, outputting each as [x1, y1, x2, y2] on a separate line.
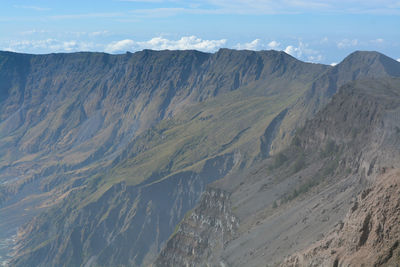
[0, 0, 399, 64]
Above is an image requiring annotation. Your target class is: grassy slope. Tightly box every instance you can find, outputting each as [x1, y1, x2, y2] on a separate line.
[83, 75, 309, 206]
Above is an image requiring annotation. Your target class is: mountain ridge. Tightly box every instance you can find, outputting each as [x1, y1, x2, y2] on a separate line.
[1, 49, 399, 266]
[268, 50, 400, 155]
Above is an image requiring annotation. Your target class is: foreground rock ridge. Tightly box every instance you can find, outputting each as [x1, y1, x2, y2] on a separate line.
[0, 49, 399, 266]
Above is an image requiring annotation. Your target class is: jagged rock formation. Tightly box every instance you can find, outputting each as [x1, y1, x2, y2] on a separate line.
[155, 187, 238, 267]
[156, 78, 400, 266]
[282, 169, 400, 267]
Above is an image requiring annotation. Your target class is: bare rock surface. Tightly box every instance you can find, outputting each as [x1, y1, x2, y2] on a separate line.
[282, 169, 400, 267]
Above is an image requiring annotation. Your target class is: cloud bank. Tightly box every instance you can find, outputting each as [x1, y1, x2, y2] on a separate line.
[105, 36, 227, 53]
[284, 42, 323, 62]
[235, 39, 262, 50]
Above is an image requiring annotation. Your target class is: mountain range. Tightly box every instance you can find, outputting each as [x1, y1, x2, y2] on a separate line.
[0, 49, 399, 266]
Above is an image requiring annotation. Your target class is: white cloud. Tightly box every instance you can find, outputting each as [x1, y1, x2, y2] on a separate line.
[235, 39, 261, 50]
[337, 39, 359, 49]
[284, 41, 323, 62]
[234, 39, 281, 51]
[138, 36, 227, 51]
[105, 36, 227, 53]
[330, 62, 338, 66]
[397, 59, 400, 62]
[2, 36, 226, 54]
[267, 40, 280, 49]
[105, 39, 135, 53]
[284, 45, 300, 57]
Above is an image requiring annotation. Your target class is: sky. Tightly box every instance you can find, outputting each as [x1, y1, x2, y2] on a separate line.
[0, 0, 399, 64]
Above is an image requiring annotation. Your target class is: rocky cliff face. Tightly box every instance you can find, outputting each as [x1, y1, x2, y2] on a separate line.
[154, 187, 238, 267]
[279, 79, 400, 267]
[156, 78, 400, 266]
[270, 51, 400, 155]
[282, 169, 400, 267]
[298, 78, 400, 180]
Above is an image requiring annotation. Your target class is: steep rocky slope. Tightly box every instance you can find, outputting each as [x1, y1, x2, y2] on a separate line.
[11, 155, 235, 267]
[282, 169, 400, 267]
[155, 187, 239, 267]
[0, 49, 320, 196]
[270, 51, 400, 155]
[156, 78, 400, 266]
[1, 49, 328, 266]
[2, 50, 400, 266]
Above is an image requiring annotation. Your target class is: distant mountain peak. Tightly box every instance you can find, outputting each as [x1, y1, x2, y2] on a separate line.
[330, 50, 400, 82]
[340, 50, 400, 70]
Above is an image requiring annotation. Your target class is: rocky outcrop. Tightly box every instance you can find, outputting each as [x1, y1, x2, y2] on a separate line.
[155, 187, 238, 267]
[281, 169, 400, 267]
[260, 108, 288, 158]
